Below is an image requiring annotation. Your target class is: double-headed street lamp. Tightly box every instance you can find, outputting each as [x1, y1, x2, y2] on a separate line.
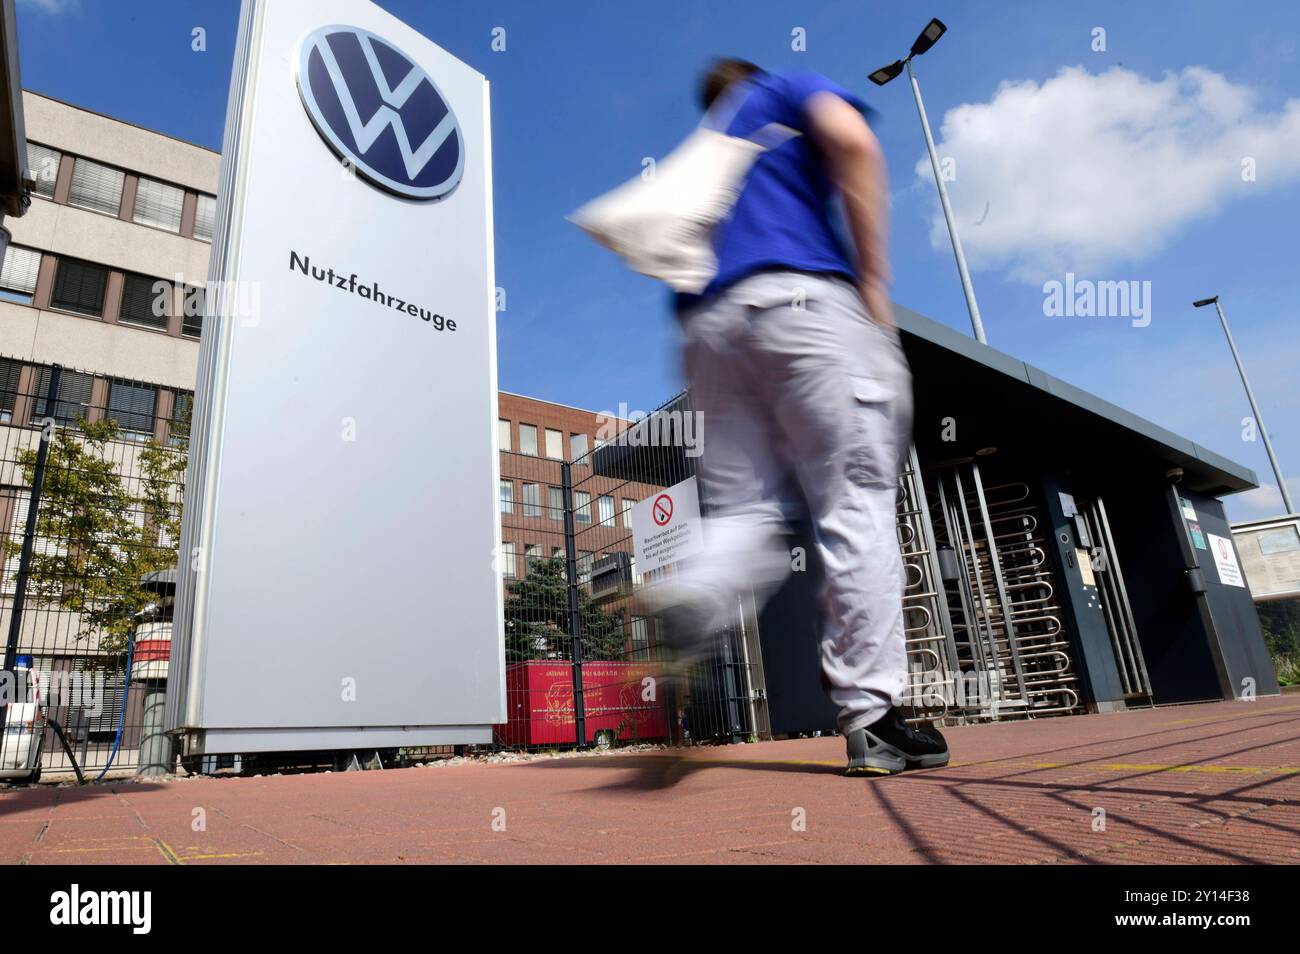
[871, 18, 987, 344]
[1193, 295, 1294, 514]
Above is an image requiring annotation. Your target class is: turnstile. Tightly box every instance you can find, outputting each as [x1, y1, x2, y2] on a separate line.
[1078, 496, 1154, 703]
[929, 461, 1082, 719]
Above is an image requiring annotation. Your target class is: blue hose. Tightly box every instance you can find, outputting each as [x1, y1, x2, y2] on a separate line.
[93, 637, 134, 783]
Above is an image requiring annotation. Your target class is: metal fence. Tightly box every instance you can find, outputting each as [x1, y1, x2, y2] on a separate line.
[0, 356, 189, 781]
[564, 391, 752, 747]
[2, 361, 1089, 782]
[496, 392, 703, 750]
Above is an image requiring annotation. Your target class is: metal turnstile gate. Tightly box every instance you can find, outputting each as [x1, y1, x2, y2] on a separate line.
[929, 461, 1081, 720]
[896, 449, 959, 722]
[1078, 496, 1153, 703]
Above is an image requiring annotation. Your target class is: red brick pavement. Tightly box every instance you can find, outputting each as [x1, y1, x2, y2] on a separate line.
[3, 696, 1298, 864]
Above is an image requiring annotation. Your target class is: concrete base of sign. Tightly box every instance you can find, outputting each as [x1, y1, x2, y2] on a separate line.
[179, 724, 492, 755]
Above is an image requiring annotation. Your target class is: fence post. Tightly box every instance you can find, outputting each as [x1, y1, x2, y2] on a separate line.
[1, 364, 62, 744]
[560, 461, 586, 746]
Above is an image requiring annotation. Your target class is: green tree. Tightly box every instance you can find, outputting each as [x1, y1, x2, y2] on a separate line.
[4, 416, 187, 659]
[1257, 597, 1300, 686]
[502, 556, 627, 663]
[1257, 597, 1300, 658]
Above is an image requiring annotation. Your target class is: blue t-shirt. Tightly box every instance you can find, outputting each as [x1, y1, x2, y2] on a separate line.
[691, 71, 869, 303]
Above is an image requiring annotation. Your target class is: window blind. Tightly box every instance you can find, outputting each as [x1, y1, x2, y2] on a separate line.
[29, 368, 93, 426]
[523, 483, 541, 517]
[519, 423, 538, 456]
[106, 380, 158, 436]
[171, 392, 193, 444]
[194, 193, 216, 242]
[0, 357, 21, 419]
[0, 246, 40, 295]
[118, 273, 169, 330]
[88, 672, 126, 734]
[133, 177, 184, 233]
[545, 429, 563, 459]
[50, 259, 107, 316]
[68, 157, 124, 216]
[180, 285, 204, 338]
[26, 142, 60, 198]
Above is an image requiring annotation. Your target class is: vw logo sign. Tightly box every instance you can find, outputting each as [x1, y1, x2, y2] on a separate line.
[295, 25, 464, 201]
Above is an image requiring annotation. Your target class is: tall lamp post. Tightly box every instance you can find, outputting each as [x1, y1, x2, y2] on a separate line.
[1193, 295, 1294, 514]
[870, 18, 987, 344]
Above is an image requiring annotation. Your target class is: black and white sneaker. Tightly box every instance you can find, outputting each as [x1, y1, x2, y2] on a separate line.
[845, 707, 950, 776]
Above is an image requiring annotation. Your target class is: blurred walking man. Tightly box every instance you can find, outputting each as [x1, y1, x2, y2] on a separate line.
[667, 59, 949, 776]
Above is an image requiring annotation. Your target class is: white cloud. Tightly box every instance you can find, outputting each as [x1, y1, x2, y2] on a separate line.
[1232, 478, 1300, 520]
[919, 66, 1300, 281]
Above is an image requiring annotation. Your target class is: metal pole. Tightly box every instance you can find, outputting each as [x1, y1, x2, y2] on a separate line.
[1, 365, 63, 743]
[907, 58, 986, 344]
[136, 683, 170, 777]
[1213, 299, 1294, 514]
[560, 462, 587, 746]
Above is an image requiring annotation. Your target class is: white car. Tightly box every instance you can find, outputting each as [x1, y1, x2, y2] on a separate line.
[1, 662, 45, 783]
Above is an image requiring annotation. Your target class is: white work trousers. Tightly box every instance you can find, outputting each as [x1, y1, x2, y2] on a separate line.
[677, 270, 913, 733]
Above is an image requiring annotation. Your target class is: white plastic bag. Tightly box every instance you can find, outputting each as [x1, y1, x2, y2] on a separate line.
[569, 89, 798, 294]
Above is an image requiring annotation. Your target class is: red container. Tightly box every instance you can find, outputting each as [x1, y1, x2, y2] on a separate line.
[496, 659, 670, 747]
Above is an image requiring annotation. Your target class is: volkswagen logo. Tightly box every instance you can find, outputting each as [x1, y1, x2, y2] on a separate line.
[295, 25, 464, 201]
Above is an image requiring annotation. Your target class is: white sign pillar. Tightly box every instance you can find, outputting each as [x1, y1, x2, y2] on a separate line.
[167, 0, 504, 753]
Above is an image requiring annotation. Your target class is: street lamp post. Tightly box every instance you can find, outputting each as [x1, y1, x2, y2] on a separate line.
[871, 18, 986, 344]
[1194, 295, 1294, 514]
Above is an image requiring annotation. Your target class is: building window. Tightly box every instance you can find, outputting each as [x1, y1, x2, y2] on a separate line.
[105, 379, 158, 439]
[194, 194, 217, 242]
[522, 482, 541, 518]
[170, 392, 192, 445]
[0, 245, 40, 304]
[68, 157, 124, 216]
[570, 432, 588, 459]
[548, 485, 563, 521]
[118, 273, 170, 330]
[0, 358, 21, 423]
[133, 177, 185, 233]
[181, 286, 204, 338]
[50, 258, 108, 316]
[497, 418, 511, 451]
[29, 367, 93, 426]
[87, 670, 127, 735]
[26, 142, 60, 199]
[499, 479, 514, 515]
[544, 428, 563, 460]
[574, 491, 591, 523]
[598, 495, 615, 526]
[631, 617, 649, 654]
[519, 423, 538, 456]
[578, 550, 594, 583]
[621, 497, 636, 529]
[551, 547, 564, 560]
[501, 541, 517, 579]
[525, 544, 543, 571]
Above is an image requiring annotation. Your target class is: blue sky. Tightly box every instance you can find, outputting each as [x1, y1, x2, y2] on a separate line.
[15, 0, 1300, 518]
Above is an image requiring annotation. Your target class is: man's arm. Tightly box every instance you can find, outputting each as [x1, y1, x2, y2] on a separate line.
[805, 90, 894, 328]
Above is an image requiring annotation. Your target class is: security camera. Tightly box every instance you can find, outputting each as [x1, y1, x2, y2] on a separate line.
[1165, 466, 1184, 484]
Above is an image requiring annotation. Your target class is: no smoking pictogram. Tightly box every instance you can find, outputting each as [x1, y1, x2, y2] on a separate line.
[652, 494, 674, 526]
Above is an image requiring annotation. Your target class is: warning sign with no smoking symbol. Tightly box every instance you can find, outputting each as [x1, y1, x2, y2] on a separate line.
[631, 477, 704, 574]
